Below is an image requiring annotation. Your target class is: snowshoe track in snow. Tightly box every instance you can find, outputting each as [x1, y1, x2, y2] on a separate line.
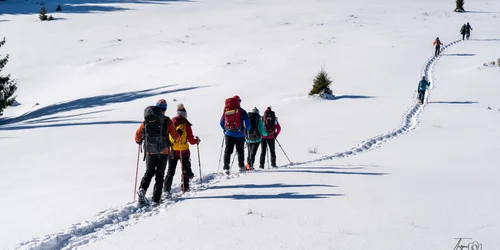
[292, 40, 461, 166]
[13, 41, 461, 250]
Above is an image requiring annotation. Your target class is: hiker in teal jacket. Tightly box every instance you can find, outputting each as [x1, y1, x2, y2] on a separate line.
[417, 76, 431, 104]
[245, 107, 268, 170]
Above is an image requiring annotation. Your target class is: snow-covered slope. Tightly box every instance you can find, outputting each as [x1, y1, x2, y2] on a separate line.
[1, 0, 499, 249]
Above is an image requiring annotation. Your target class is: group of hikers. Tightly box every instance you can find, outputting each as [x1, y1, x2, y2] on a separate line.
[133, 96, 281, 206]
[423, 22, 473, 104]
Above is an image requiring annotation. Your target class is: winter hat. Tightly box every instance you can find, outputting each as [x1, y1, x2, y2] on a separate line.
[233, 95, 241, 102]
[177, 103, 187, 118]
[156, 99, 167, 111]
[250, 107, 259, 114]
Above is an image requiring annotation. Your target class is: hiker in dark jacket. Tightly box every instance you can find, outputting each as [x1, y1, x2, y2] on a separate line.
[245, 107, 268, 170]
[220, 95, 251, 173]
[417, 76, 431, 104]
[135, 99, 180, 206]
[466, 22, 473, 39]
[460, 24, 467, 40]
[433, 37, 443, 57]
[260, 107, 281, 168]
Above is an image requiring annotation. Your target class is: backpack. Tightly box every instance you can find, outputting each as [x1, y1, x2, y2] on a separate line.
[223, 97, 242, 132]
[246, 112, 261, 141]
[263, 109, 276, 135]
[169, 120, 187, 150]
[142, 106, 170, 154]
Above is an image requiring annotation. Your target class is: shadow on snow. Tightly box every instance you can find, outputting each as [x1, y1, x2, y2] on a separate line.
[0, 84, 205, 130]
[184, 192, 344, 200]
[209, 183, 338, 190]
[0, 0, 193, 16]
[428, 101, 478, 104]
[442, 53, 475, 56]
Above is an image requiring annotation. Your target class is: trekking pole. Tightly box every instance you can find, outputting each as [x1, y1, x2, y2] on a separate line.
[217, 136, 225, 172]
[133, 144, 141, 201]
[275, 138, 293, 165]
[196, 143, 203, 185]
[180, 150, 185, 193]
[267, 146, 270, 169]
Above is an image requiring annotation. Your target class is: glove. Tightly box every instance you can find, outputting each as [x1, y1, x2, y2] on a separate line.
[195, 136, 201, 144]
[176, 128, 183, 136]
[274, 133, 278, 139]
[136, 140, 142, 145]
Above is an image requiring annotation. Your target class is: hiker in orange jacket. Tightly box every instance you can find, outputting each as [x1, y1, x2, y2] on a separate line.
[134, 99, 180, 206]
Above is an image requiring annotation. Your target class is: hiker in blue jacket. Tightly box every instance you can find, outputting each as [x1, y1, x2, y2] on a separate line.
[417, 76, 431, 104]
[220, 95, 251, 173]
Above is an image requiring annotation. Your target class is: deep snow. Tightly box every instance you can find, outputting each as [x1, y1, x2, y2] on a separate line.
[1, 0, 500, 249]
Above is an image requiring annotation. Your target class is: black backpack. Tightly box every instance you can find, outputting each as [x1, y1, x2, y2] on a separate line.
[246, 112, 261, 141]
[142, 106, 170, 154]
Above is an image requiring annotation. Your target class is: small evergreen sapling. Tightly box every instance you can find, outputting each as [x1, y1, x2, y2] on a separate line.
[0, 38, 18, 116]
[56, 4, 62, 11]
[39, 5, 48, 21]
[309, 67, 333, 98]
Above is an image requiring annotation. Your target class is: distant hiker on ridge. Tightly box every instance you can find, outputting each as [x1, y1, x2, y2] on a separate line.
[433, 37, 443, 57]
[135, 99, 180, 207]
[460, 24, 467, 40]
[466, 22, 473, 40]
[417, 76, 431, 104]
[220, 95, 251, 174]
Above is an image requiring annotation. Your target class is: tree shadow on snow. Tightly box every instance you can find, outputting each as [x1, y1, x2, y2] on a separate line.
[471, 39, 500, 42]
[184, 192, 344, 200]
[0, 0, 193, 16]
[265, 168, 388, 176]
[428, 101, 478, 105]
[0, 84, 205, 129]
[0, 120, 141, 131]
[324, 95, 375, 100]
[442, 53, 475, 56]
[210, 183, 338, 190]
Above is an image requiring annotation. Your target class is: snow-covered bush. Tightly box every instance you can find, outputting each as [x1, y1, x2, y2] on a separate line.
[309, 67, 333, 98]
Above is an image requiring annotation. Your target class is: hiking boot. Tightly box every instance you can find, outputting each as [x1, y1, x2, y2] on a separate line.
[152, 200, 161, 207]
[259, 164, 264, 169]
[245, 163, 251, 171]
[222, 169, 230, 175]
[137, 188, 148, 206]
[271, 164, 277, 168]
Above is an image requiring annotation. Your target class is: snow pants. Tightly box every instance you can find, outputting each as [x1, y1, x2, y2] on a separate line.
[140, 154, 168, 203]
[164, 152, 193, 192]
[223, 136, 245, 170]
[260, 138, 276, 167]
[246, 142, 260, 168]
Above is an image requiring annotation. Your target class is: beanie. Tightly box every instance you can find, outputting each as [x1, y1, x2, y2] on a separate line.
[177, 103, 187, 118]
[156, 99, 167, 111]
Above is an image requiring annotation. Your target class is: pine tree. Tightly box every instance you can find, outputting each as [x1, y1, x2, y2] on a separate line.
[455, 0, 465, 12]
[309, 67, 333, 97]
[0, 38, 18, 116]
[39, 5, 48, 21]
[56, 4, 62, 11]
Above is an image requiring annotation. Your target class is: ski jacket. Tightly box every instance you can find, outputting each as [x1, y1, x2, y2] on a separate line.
[433, 39, 443, 47]
[135, 117, 180, 155]
[169, 115, 199, 152]
[418, 80, 430, 91]
[246, 118, 268, 143]
[220, 108, 251, 138]
[466, 24, 472, 32]
[262, 120, 281, 139]
[460, 25, 466, 34]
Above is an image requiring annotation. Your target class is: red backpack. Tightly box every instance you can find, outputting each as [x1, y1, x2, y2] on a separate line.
[223, 97, 241, 132]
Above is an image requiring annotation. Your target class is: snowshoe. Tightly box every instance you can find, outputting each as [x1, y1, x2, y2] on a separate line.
[137, 188, 150, 207]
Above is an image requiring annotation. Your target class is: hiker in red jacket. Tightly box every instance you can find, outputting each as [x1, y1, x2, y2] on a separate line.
[433, 37, 443, 57]
[259, 107, 281, 168]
